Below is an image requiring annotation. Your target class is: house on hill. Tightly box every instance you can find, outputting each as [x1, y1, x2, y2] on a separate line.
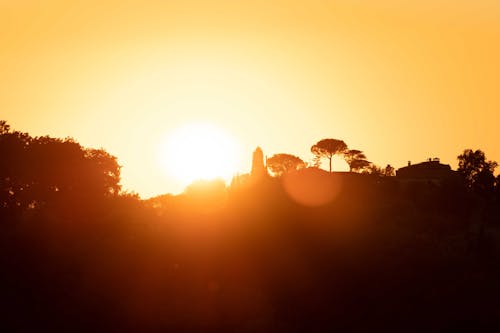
[396, 158, 457, 185]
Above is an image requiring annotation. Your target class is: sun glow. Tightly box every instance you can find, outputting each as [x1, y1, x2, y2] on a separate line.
[160, 123, 241, 187]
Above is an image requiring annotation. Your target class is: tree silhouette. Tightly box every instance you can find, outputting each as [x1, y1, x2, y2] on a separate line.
[343, 149, 370, 172]
[0, 120, 10, 134]
[0, 123, 32, 212]
[311, 139, 348, 173]
[266, 153, 306, 177]
[362, 163, 383, 176]
[384, 164, 395, 177]
[84, 148, 121, 196]
[0, 121, 121, 214]
[457, 149, 497, 196]
[311, 154, 322, 168]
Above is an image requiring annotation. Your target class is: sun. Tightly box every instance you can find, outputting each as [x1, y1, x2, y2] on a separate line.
[160, 123, 241, 187]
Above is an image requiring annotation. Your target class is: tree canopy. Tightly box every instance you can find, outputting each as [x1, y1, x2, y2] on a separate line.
[266, 153, 306, 177]
[343, 149, 370, 172]
[0, 121, 121, 215]
[457, 149, 497, 196]
[311, 138, 348, 173]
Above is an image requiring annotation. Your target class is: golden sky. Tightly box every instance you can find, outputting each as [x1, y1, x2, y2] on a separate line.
[2, 0, 499, 197]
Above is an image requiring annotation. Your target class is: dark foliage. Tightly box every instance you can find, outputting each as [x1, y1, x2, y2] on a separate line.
[266, 153, 306, 177]
[0, 122, 120, 220]
[311, 138, 348, 173]
[458, 149, 497, 197]
[343, 149, 370, 172]
[1, 122, 499, 332]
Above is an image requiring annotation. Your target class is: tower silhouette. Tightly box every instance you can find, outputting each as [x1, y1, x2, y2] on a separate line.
[251, 147, 267, 178]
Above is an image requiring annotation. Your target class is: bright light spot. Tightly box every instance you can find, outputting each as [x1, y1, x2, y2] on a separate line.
[160, 123, 241, 187]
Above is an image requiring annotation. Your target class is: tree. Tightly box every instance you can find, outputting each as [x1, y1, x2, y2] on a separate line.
[0, 123, 32, 213]
[84, 148, 121, 196]
[0, 120, 122, 215]
[362, 163, 384, 176]
[362, 163, 394, 177]
[311, 154, 322, 168]
[384, 164, 395, 177]
[457, 149, 497, 195]
[311, 139, 348, 173]
[0, 120, 10, 134]
[266, 153, 306, 177]
[343, 149, 370, 172]
[457, 150, 498, 250]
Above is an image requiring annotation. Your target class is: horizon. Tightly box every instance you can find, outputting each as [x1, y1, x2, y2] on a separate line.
[2, 2, 500, 328]
[2, 0, 499, 197]
[1, 118, 478, 199]
[0, 119, 486, 200]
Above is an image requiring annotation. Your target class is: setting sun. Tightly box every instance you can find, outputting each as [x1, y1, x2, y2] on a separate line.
[160, 123, 241, 187]
[2, 1, 500, 331]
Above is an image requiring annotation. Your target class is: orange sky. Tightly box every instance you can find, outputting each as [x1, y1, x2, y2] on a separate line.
[2, 0, 499, 197]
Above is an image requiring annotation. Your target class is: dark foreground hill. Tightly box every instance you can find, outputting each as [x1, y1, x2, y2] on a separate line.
[2, 173, 500, 332]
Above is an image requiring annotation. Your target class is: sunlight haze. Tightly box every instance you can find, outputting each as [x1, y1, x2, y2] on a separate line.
[159, 122, 241, 188]
[2, 0, 499, 197]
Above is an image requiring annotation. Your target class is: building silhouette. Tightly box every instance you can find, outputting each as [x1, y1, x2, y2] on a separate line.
[396, 158, 456, 185]
[251, 147, 267, 178]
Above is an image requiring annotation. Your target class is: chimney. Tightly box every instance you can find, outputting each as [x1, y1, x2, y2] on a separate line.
[408, 161, 411, 166]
